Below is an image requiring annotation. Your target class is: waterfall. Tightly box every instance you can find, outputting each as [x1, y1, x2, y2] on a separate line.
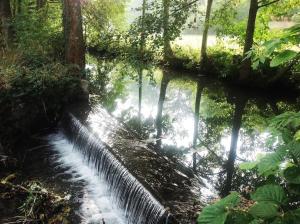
[62, 114, 168, 224]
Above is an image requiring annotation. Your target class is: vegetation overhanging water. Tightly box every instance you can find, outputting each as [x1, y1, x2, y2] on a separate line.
[0, 0, 299, 223]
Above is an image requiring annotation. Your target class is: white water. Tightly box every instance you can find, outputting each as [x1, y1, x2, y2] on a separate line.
[48, 133, 127, 224]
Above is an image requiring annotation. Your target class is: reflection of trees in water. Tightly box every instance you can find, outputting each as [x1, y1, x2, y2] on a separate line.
[156, 70, 171, 149]
[221, 96, 247, 196]
[88, 56, 300, 197]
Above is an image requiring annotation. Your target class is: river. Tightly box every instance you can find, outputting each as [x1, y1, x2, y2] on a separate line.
[15, 55, 300, 223]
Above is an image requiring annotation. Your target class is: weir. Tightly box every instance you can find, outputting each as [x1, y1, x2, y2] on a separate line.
[62, 105, 202, 223]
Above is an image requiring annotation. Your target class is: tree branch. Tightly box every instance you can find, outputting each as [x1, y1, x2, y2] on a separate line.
[258, 0, 280, 9]
[171, 0, 201, 15]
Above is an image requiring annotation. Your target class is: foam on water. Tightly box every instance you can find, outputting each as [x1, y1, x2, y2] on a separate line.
[48, 133, 127, 224]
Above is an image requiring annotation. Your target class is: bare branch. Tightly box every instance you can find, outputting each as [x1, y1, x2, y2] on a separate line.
[258, 0, 280, 9]
[171, 0, 201, 15]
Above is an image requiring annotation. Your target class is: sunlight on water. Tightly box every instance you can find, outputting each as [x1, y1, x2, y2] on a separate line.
[49, 133, 127, 224]
[220, 131, 271, 162]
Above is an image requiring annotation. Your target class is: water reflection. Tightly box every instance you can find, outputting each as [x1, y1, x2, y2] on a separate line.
[86, 55, 299, 197]
[221, 95, 248, 196]
[156, 70, 171, 149]
[192, 81, 204, 171]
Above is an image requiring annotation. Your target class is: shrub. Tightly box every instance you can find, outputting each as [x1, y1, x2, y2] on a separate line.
[0, 51, 81, 151]
[197, 111, 300, 224]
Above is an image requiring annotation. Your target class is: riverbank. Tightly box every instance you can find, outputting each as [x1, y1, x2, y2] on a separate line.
[0, 50, 83, 154]
[0, 50, 84, 223]
[0, 174, 71, 224]
[87, 45, 300, 93]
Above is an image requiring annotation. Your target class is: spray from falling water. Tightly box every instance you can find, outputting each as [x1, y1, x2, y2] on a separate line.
[63, 114, 168, 224]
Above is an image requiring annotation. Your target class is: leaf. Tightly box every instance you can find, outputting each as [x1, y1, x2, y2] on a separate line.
[197, 205, 228, 224]
[257, 146, 287, 176]
[226, 211, 253, 224]
[248, 219, 263, 224]
[270, 50, 298, 67]
[294, 130, 300, 141]
[251, 185, 287, 205]
[239, 161, 258, 170]
[281, 128, 294, 143]
[283, 208, 300, 223]
[288, 140, 300, 158]
[264, 39, 282, 54]
[252, 60, 260, 69]
[216, 192, 241, 208]
[283, 166, 300, 184]
[287, 183, 300, 195]
[249, 202, 279, 219]
[270, 218, 284, 224]
[197, 192, 240, 224]
[288, 208, 300, 220]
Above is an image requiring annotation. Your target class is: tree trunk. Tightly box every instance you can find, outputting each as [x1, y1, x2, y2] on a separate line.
[162, 0, 173, 60]
[0, 0, 13, 48]
[63, 0, 85, 76]
[200, 0, 213, 69]
[156, 72, 170, 149]
[17, 0, 21, 14]
[240, 0, 258, 81]
[192, 82, 204, 171]
[221, 97, 247, 197]
[36, 0, 46, 10]
[140, 0, 146, 55]
[138, 67, 143, 125]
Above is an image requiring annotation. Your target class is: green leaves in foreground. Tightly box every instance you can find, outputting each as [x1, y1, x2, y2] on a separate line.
[283, 166, 300, 184]
[198, 112, 300, 224]
[239, 139, 300, 177]
[197, 184, 293, 224]
[270, 50, 298, 67]
[251, 185, 287, 205]
[249, 202, 279, 219]
[197, 192, 240, 224]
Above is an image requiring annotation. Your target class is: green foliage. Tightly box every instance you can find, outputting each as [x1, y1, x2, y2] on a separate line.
[248, 23, 300, 70]
[13, 0, 63, 57]
[197, 192, 240, 224]
[270, 50, 298, 67]
[213, 0, 300, 46]
[83, 0, 127, 48]
[250, 185, 287, 205]
[127, 0, 192, 58]
[249, 202, 279, 219]
[0, 50, 81, 149]
[197, 111, 300, 224]
[206, 44, 238, 77]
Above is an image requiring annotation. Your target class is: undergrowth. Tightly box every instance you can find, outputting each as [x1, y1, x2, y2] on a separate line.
[0, 50, 81, 152]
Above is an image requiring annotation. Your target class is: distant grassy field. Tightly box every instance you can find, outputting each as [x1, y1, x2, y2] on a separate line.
[174, 34, 217, 49]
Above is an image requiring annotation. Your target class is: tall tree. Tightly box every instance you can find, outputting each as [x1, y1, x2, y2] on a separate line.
[36, 0, 46, 10]
[140, 0, 147, 55]
[138, 67, 143, 125]
[162, 0, 173, 60]
[0, 0, 12, 48]
[200, 0, 213, 69]
[63, 0, 85, 75]
[240, 0, 280, 80]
